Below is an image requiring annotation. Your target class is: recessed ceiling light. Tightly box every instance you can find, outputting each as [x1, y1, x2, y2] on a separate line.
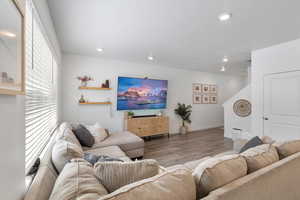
[0, 31, 16, 38]
[97, 48, 103, 52]
[218, 13, 232, 21]
[220, 66, 226, 72]
[222, 57, 228, 62]
[147, 55, 154, 61]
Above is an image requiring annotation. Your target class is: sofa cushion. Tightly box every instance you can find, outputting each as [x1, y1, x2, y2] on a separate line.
[73, 124, 95, 147]
[52, 139, 84, 173]
[100, 168, 196, 200]
[49, 159, 108, 200]
[93, 128, 109, 143]
[239, 136, 264, 153]
[183, 156, 211, 170]
[274, 140, 300, 159]
[94, 159, 159, 192]
[84, 145, 131, 162]
[241, 144, 279, 173]
[57, 122, 81, 147]
[86, 131, 144, 152]
[192, 154, 247, 198]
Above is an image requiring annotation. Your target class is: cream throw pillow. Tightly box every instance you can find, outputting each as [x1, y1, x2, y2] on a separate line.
[241, 144, 279, 173]
[192, 154, 247, 198]
[86, 123, 108, 142]
[99, 168, 196, 200]
[93, 128, 109, 143]
[274, 140, 300, 159]
[94, 159, 159, 192]
[52, 139, 84, 173]
[49, 159, 108, 200]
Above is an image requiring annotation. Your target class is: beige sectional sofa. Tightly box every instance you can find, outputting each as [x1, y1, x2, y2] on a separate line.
[24, 123, 300, 200]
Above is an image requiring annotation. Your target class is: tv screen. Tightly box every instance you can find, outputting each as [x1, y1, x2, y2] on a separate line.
[117, 77, 168, 110]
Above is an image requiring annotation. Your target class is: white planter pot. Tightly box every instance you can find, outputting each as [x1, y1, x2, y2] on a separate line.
[180, 126, 188, 135]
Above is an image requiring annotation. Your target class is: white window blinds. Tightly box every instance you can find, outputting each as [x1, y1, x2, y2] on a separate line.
[25, 1, 58, 172]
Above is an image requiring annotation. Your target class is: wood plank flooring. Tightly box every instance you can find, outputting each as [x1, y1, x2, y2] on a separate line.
[144, 128, 233, 167]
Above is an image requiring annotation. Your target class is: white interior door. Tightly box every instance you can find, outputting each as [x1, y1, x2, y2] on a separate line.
[264, 71, 300, 141]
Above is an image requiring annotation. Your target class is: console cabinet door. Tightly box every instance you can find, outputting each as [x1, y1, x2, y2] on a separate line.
[127, 117, 169, 137]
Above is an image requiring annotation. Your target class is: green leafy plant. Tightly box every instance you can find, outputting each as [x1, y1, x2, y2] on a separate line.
[127, 111, 134, 117]
[174, 103, 192, 126]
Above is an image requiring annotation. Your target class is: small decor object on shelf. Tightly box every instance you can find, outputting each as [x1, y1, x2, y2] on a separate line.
[101, 79, 110, 88]
[174, 103, 192, 135]
[127, 111, 134, 119]
[77, 75, 93, 87]
[157, 110, 163, 117]
[79, 95, 86, 103]
[233, 99, 251, 117]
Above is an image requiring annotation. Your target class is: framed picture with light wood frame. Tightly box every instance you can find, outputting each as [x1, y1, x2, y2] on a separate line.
[193, 83, 202, 94]
[0, 0, 25, 95]
[193, 94, 202, 104]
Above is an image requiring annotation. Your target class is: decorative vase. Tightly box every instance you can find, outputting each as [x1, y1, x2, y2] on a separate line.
[180, 126, 188, 135]
[81, 81, 87, 87]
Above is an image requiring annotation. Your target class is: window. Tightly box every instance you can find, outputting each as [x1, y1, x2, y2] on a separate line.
[25, 1, 58, 173]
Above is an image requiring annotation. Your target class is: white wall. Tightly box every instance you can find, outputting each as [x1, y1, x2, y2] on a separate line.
[0, 97, 25, 199]
[223, 85, 251, 139]
[62, 54, 246, 134]
[252, 38, 300, 138]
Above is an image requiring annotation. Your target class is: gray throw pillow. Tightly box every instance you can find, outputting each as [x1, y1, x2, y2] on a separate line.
[73, 124, 95, 147]
[84, 153, 123, 165]
[239, 136, 264, 153]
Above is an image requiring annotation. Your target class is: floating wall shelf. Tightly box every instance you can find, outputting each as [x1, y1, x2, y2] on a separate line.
[78, 86, 112, 90]
[79, 102, 112, 105]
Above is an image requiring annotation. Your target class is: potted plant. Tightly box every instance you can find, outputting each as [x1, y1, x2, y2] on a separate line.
[174, 103, 192, 134]
[127, 111, 134, 119]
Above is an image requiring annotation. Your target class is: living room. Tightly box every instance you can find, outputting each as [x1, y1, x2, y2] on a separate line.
[1, 0, 300, 200]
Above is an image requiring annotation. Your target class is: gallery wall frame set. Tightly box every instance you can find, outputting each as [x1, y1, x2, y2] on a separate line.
[0, 0, 25, 95]
[193, 83, 218, 104]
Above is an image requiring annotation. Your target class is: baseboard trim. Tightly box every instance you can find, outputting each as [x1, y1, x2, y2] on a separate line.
[169, 126, 224, 136]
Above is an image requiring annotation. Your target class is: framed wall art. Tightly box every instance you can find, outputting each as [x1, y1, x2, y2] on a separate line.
[193, 94, 202, 104]
[209, 95, 218, 104]
[193, 83, 202, 94]
[202, 94, 210, 104]
[0, 0, 25, 95]
[192, 83, 218, 104]
[202, 84, 210, 93]
[209, 84, 217, 94]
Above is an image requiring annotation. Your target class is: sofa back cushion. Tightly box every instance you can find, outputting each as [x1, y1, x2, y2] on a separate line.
[202, 152, 300, 200]
[94, 159, 159, 193]
[100, 168, 196, 200]
[274, 140, 300, 159]
[192, 154, 247, 198]
[49, 159, 108, 200]
[57, 122, 81, 147]
[241, 144, 279, 173]
[52, 139, 84, 172]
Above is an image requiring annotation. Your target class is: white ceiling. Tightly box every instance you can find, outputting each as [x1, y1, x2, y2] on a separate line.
[47, 0, 300, 75]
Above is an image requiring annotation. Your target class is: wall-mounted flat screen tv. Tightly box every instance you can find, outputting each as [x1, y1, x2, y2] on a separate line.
[117, 77, 168, 110]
